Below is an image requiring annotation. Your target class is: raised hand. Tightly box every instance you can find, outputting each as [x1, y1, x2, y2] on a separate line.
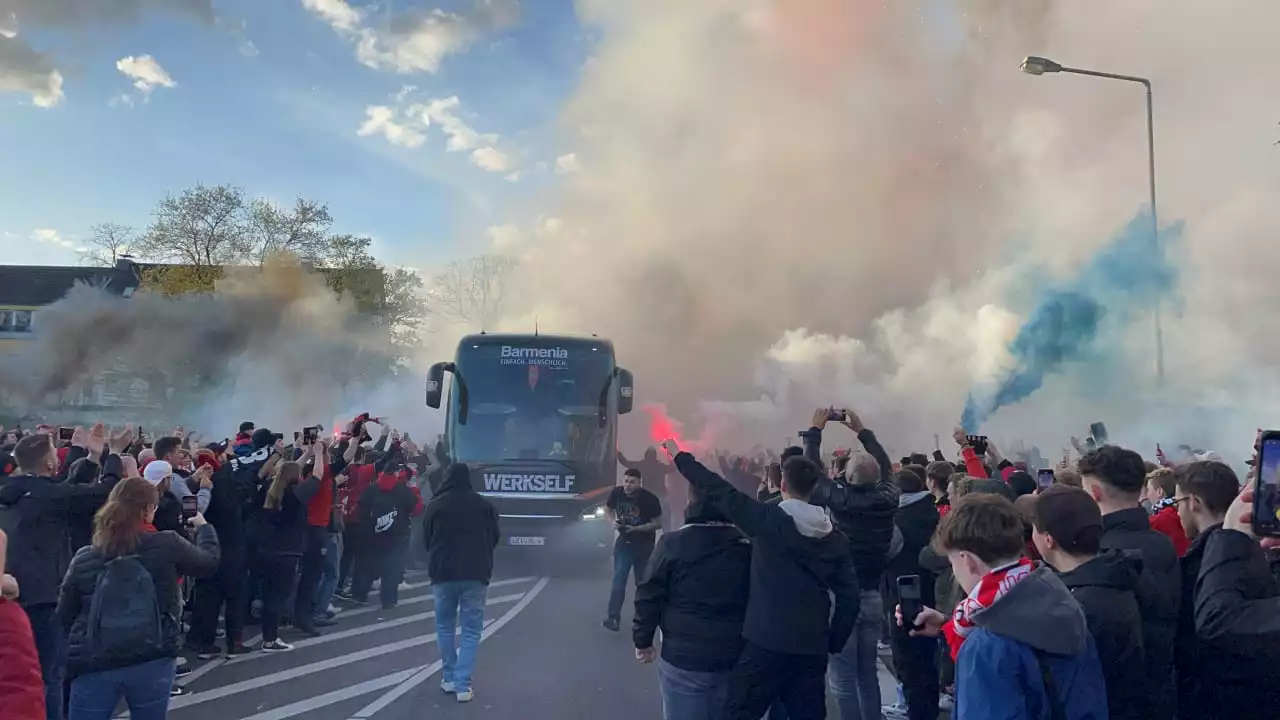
[659, 439, 680, 458]
[109, 426, 134, 455]
[86, 423, 107, 456]
[70, 426, 88, 450]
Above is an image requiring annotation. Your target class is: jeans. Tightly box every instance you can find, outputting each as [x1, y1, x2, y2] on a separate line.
[606, 540, 653, 620]
[658, 658, 732, 720]
[261, 554, 301, 642]
[26, 603, 66, 720]
[725, 642, 827, 720]
[433, 581, 487, 692]
[828, 590, 884, 720]
[68, 657, 175, 720]
[352, 538, 408, 608]
[313, 532, 341, 618]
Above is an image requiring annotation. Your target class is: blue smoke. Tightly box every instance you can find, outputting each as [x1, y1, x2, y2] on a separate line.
[962, 208, 1183, 432]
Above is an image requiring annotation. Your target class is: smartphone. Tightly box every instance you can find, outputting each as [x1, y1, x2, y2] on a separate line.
[1252, 430, 1280, 537]
[304, 426, 320, 445]
[1037, 469, 1055, 490]
[966, 435, 989, 455]
[181, 495, 198, 521]
[897, 575, 924, 630]
[58, 427, 74, 442]
[1090, 422, 1109, 446]
[826, 408, 846, 422]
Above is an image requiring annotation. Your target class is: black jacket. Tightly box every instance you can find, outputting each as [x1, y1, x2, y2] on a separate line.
[423, 465, 499, 584]
[0, 455, 124, 608]
[804, 426, 899, 591]
[207, 450, 271, 550]
[57, 525, 220, 679]
[261, 476, 321, 556]
[1176, 526, 1280, 720]
[1058, 551, 1148, 720]
[884, 493, 940, 609]
[1100, 506, 1179, 720]
[633, 522, 751, 672]
[672, 452, 859, 657]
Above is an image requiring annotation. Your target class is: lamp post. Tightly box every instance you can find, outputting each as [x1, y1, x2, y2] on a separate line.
[1020, 56, 1164, 385]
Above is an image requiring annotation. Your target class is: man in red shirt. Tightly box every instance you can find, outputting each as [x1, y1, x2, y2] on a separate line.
[1143, 468, 1190, 557]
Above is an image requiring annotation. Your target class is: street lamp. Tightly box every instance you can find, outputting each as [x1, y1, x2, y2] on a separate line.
[1019, 55, 1164, 385]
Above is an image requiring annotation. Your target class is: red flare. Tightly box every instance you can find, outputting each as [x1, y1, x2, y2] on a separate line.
[642, 403, 708, 454]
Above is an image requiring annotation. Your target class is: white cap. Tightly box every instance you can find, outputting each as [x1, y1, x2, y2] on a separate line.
[143, 460, 173, 486]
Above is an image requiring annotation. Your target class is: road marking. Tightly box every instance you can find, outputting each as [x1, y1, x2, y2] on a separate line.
[348, 576, 551, 719]
[234, 668, 419, 720]
[175, 633, 262, 688]
[223, 593, 525, 664]
[337, 575, 536, 620]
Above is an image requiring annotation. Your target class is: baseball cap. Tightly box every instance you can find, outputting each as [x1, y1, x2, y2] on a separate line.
[143, 460, 174, 486]
[1030, 485, 1104, 555]
[205, 439, 229, 454]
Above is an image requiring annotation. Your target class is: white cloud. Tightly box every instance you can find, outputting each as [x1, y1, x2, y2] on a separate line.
[471, 146, 514, 172]
[554, 152, 580, 174]
[487, 224, 523, 250]
[0, 12, 16, 38]
[302, 0, 517, 75]
[504, 172, 521, 182]
[357, 105, 426, 148]
[32, 228, 82, 251]
[239, 40, 259, 58]
[116, 55, 176, 97]
[0, 36, 64, 107]
[301, 0, 362, 33]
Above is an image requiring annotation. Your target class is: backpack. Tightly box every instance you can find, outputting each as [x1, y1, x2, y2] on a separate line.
[87, 554, 165, 661]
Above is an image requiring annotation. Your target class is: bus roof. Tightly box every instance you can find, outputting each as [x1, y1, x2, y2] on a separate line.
[455, 332, 616, 355]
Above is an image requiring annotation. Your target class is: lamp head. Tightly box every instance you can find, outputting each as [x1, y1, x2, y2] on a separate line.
[1021, 56, 1063, 76]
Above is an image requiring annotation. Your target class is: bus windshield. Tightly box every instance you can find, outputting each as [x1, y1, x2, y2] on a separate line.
[450, 343, 614, 464]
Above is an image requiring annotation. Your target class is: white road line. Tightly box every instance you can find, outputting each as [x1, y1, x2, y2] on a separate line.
[175, 633, 262, 688]
[223, 593, 525, 664]
[348, 576, 551, 719]
[337, 575, 536, 620]
[235, 668, 419, 720]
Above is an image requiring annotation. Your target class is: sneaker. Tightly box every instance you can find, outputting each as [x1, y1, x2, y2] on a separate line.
[456, 689, 474, 703]
[170, 685, 190, 698]
[881, 702, 910, 719]
[261, 640, 294, 652]
[293, 622, 323, 638]
[441, 680, 457, 694]
[602, 617, 620, 632]
[334, 588, 354, 601]
[939, 693, 955, 712]
[312, 615, 338, 627]
[196, 646, 221, 660]
[174, 661, 191, 678]
[225, 644, 252, 657]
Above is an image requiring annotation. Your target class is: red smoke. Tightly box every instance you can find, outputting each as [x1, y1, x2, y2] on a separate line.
[642, 403, 709, 454]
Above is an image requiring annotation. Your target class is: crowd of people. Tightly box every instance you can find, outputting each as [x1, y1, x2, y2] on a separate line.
[0, 414, 502, 719]
[617, 408, 1280, 720]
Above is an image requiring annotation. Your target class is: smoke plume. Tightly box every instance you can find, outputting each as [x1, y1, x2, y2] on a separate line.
[484, 0, 1280, 460]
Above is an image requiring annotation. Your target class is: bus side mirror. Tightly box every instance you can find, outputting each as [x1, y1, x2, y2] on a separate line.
[617, 367, 634, 415]
[426, 362, 447, 409]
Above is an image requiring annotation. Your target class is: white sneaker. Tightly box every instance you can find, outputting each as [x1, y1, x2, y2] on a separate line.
[456, 689, 474, 703]
[881, 703, 909, 719]
[939, 693, 955, 711]
[260, 640, 294, 652]
[440, 680, 457, 694]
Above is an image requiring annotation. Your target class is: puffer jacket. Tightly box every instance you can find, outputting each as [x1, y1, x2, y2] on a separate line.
[56, 525, 220, 679]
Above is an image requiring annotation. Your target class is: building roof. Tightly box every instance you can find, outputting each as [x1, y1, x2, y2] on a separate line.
[0, 264, 140, 306]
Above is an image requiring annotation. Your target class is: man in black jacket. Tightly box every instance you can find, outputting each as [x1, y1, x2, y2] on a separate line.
[423, 463, 499, 704]
[0, 426, 124, 720]
[1078, 445, 1179, 720]
[1172, 461, 1280, 720]
[883, 468, 940, 720]
[663, 440, 858, 720]
[800, 408, 898, 720]
[633, 485, 752, 718]
[1031, 485, 1147, 720]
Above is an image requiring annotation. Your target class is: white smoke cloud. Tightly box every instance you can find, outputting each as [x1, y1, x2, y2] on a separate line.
[488, 0, 1280, 460]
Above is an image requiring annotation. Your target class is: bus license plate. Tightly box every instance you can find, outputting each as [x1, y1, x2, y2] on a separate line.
[508, 536, 545, 546]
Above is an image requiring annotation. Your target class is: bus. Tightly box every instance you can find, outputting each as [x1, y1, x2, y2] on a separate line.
[426, 332, 634, 555]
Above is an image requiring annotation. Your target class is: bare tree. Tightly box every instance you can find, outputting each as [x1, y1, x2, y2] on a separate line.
[247, 197, 334, 266]
[78, 223, 135, 267]
[133, 184, 251, 266]
[424, 254, 516, 329]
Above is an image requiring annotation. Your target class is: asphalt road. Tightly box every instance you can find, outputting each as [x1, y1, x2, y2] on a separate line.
[161, 555, 900, 720]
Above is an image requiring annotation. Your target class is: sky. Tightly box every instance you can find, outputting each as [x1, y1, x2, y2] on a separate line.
[0, 0, 588, 268]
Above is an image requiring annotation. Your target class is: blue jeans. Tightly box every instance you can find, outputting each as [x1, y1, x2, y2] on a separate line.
[828, 589, 884, 720]
[658, 658, 731, 720]
[607, 541, 652, 620]
[68, 657, 175, 720]
[313, 532, 341, 618]
[433, 581, 487, 692]
[26, 603, 65, 720]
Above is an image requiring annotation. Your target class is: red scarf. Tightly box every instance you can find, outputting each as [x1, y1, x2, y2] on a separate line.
[942, 557, 1034, 660]
[142, 522, 157, 533]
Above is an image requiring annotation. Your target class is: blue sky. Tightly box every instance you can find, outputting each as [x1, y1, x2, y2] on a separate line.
[0, 0, 588, 267]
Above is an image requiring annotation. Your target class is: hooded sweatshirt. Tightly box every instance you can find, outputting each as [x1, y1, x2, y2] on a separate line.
[672, 452, 859, 657]
[422, 464, 499, 584]
[954, 565, 1109, 720]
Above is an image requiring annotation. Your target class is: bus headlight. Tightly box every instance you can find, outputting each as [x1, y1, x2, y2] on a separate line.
[580, 505, 606, 521]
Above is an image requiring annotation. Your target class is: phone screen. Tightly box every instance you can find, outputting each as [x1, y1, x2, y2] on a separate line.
[58, 427, 74, 442]
[1254, 432, 1280, 537]
[304, 426, 320, 444]
[1037, 469, 1055, 489]
[897, 575, 923, 629]
[181, 495, 198, 520]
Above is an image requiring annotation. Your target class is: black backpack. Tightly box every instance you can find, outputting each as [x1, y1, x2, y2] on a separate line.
[87, 554, 165, 661]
